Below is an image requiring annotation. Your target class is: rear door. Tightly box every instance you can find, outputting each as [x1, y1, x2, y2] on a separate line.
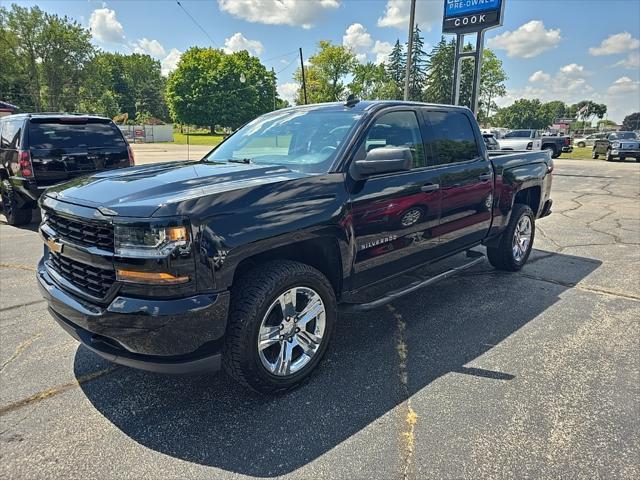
[422, 109, 493, 253]
[28, 118, 130, 187]
[349, 109, 442, 289]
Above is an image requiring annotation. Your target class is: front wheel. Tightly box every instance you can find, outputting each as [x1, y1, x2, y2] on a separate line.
[487, 203, 535, 272]
[592, 149, 599, 159]
[577, 142, 586, 148]
[223, 260, 336, 393]
[606, 150, 615, 162]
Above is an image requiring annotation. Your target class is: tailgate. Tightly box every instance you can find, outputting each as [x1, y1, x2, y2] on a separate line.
[28, 119, 130, 186]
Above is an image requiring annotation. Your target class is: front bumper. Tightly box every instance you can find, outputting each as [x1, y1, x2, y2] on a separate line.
[37, 260, 230, 374]
[611, 150, 640, 158]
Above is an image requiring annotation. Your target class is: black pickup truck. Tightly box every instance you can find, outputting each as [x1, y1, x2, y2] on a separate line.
[37, 101, 553, 393]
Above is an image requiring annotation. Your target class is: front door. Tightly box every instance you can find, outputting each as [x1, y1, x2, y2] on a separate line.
[421, 109, 493, 253]
[348, 109, 442, 289]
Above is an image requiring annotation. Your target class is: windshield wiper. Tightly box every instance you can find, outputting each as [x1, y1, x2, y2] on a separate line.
[227, 158, 252, 164]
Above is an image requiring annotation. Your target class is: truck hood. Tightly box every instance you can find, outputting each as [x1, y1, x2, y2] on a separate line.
[44, 160, 309, 217]
[613, 139, 640, 150]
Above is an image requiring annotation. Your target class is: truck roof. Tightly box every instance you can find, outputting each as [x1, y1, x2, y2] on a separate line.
[277, 100, 473, 114]
[3, 112, 112, 122]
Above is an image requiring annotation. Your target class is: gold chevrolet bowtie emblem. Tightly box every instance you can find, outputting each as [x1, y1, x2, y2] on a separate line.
[46, 237, 64, 254]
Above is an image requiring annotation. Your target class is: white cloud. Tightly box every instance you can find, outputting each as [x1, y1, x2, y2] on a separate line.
[132, 38, 166, 58]
[529, 71, 550, 83]
[607, 76, 640, 95]
[589, 32, 640, 56]
[161, 48, 182, 76]
[218, 0, 339, 29]
[342, 23, 373, 62]
[278, 82, 298, 105]
[89, 7, 125, 44]
[377, 0, 440, 31]
[559, 63, 586, 76]
[487, 20, 561, 58]
[223, 32, 264, 56]
[613, 51, 640, 70]
[372, 40, 394, 65]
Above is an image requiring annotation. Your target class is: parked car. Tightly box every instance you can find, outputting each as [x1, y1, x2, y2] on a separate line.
[541, 134, 572, 158]
[0, 113, 134, 225]
[573, 133, 606, 148]
[499, 129, 542, 151]
[482, 132, 501, 151]
[592, 131, 640, 162]
[37, 101, 553, 393]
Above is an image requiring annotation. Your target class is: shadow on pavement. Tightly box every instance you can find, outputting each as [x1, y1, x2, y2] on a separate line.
[75, 249, 601, 477]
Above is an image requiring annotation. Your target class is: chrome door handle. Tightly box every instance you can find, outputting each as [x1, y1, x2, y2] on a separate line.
[421, 183, 440, 192]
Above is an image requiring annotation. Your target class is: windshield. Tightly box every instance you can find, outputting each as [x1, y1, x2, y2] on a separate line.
[204, 108, 362, 174]
[611, 132, 638, 140]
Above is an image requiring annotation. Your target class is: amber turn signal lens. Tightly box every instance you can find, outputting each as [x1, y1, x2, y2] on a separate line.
[116, 269, 189, 285]
[166, 226, 188, 242]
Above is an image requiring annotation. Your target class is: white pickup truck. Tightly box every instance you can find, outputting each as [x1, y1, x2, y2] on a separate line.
[499, 129, 542, 151]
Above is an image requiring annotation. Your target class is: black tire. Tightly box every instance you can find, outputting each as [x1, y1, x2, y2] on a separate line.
[487, 203, 535, 272]
[606, 150, 615, 162]
[619, 157, 626, 162]
[1, 180, 32, 226]
[223, 260, 336, 393]
[592, 149, 599, 159]
[543, 145, 558, 159]
[577, 142, 586, 148]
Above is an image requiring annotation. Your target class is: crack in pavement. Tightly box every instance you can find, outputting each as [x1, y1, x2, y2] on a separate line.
[0, 333, 42, 373]
[387, 303, 418, 480]
[0, 263, 37, 272]
[0, 366, 119, 417]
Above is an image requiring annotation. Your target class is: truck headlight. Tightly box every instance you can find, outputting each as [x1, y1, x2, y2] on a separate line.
[114, 221, 191, 258]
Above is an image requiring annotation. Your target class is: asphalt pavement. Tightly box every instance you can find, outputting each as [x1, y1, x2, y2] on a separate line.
[0, 156, 638, 479]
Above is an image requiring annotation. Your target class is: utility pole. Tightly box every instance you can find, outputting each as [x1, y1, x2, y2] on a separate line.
[403, 0, 417, 101]
[272, 67, 276, 111]
[299, 48, 308, 105]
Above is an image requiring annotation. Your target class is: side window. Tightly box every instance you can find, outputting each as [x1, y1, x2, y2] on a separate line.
[2, 120, 21, 149]
[424, 111, 480, 165]
[361, 111, 426, 169]
[0, 121, 6, 148]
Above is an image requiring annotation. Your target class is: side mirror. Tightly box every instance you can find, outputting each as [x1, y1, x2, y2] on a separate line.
[351, 146, 413, 179]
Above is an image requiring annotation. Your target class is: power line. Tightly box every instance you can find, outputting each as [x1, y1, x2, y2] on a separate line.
[175, 1, 218, 47]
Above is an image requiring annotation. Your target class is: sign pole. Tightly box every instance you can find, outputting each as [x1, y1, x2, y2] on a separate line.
[470, 30, 485, 114]
[403, 0, 417, 101]
[452, 33, 465, 105]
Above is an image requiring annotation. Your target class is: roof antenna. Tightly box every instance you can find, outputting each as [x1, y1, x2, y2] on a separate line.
[344, 93, 360, 108]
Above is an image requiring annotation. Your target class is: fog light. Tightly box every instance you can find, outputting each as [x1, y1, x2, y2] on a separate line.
[116, 269, 190, 285]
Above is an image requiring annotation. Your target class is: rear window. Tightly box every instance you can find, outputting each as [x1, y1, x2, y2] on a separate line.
[425, 110, 480, 165]
[28, 122, 125, 149]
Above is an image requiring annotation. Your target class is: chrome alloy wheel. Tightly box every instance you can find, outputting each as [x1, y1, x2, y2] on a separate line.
[400, 208, 422, 227]
[512, 215, 532, 262]
[257, 287, 326, 376]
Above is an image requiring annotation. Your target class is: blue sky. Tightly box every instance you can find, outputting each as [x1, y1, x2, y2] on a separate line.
[11, 0, 640, 122]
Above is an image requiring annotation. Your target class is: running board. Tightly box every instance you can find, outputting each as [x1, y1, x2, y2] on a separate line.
[339, 250, 485, 312]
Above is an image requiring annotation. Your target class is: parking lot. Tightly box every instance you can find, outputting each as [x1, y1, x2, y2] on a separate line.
[0, 155, 638, 479]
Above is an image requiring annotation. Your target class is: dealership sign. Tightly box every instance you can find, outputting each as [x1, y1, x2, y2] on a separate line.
[443, 0, 504, 34]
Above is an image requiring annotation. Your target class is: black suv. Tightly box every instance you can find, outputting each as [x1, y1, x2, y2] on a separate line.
[0, 114, 134, 225]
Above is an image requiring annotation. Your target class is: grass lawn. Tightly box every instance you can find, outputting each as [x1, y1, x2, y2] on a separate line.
[559, 146, 595, 160]
[169, 132, 225, 146]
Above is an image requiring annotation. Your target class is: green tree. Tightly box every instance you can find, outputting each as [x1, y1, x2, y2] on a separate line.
[424, 37, 455, 104]
[406, 24, 428, 101]
[294, 41, 356, 103]
[478, 49, 507, 120]
[621, 112, 640, 131]
[385, 39, 405, 99]
[166, 47, 275, 130]
[1, 4, 93, 111]
[348, 62, 396, 100]
[493, 99, 556, 129]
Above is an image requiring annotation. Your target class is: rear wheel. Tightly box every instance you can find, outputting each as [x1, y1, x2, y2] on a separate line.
[577, 142, 586, 148]
[223, 260, 336, 393]
[592, 149, 599, 159]
[1, 180, 32, 226]
[543, 145, 558, 159]
[487, 203, 535, 272]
